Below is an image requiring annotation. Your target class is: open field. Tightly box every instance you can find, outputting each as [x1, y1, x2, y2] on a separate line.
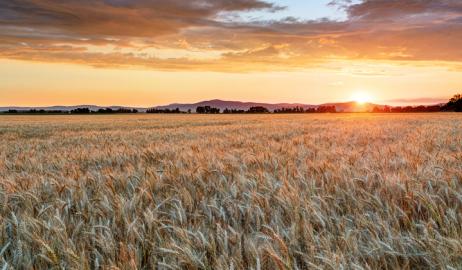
[0, 114, 461, 269]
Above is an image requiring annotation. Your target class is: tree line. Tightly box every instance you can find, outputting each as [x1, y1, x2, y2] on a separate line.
[199, 106, 272, 114]
[3, 109, 67, 114]
[69, 108, 139, 114]
[371, 94, 461, 113]
[2, 94, 461, 114]
[372, 105, 442, 113]
[274, 106, 337, 113]
[146, 108, 191, 114]
[441, 94, 462, 112]
[147, 106, 273, 114]
[146, 94, 462, 114]
[3, 108, 138, 114]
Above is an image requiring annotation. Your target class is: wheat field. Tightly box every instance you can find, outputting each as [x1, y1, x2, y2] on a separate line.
[0, 114, 461, 269]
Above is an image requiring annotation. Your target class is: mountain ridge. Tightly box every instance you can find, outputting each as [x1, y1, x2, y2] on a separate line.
[153, 99, 318, 112]
[154, 99, 390, 112]
[0, 99, 442, 113]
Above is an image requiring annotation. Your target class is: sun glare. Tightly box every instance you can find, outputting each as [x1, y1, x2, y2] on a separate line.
[351, 91, 373, 104]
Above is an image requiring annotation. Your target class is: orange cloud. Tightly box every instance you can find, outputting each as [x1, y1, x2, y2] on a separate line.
[1, 0, 462, 71]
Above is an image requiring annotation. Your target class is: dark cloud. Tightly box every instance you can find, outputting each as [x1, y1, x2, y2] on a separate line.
[0, 0, 462, 71]
[0, 0, 281, 38]
[346, 0, 462, 19]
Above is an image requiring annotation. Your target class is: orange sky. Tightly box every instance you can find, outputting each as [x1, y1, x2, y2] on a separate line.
[0, 0, 461, 106]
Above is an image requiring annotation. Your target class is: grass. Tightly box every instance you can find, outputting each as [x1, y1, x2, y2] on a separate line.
[0, 114, 461, 269]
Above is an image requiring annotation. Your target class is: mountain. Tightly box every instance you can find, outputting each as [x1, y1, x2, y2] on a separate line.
[154, 99, 387, 112]
[0, 105, 147, 112]
[1, 100, 422, 113]
[154, 99, 317, 112]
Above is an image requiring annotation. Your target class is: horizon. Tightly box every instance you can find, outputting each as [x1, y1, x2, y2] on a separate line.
[1, 0, 461, 105]
[0, 97, 452, 109]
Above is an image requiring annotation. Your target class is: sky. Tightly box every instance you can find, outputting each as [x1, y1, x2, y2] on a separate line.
[0, 0, 461, 107]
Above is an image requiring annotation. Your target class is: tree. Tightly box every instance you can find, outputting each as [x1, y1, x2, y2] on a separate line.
[316, 106, 336, 113]
[97, 108, 114, 114]
[442, 94, 462, 112]
[247, 106, 270, 113]
[209, 107, 220, 114]
[71, 108, 91, 114]
[274, 106, 306, 114]
[147, 108, 182, 114]
[196, 106, 220, 114]
[223, 108, 245, 114]
[196, 106, 205, 114]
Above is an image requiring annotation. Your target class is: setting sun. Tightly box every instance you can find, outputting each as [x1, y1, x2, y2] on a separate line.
[351, 92, 373, 104]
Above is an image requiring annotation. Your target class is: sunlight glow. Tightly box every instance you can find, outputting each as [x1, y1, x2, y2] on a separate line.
[351, 91, 373, 104]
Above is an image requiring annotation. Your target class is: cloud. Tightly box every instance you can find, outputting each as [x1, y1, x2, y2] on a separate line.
[0, 0, 281, 37]
[345, 0, 462, 19]
[0, 0, 462, 71]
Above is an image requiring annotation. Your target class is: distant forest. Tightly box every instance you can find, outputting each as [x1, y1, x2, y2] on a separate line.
[2, 94, 462, 114]
[148, 94, 462, 114]
[3, 108, 139, 114]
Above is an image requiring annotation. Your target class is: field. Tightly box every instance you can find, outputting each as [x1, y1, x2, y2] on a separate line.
[0, 114, 461, 269]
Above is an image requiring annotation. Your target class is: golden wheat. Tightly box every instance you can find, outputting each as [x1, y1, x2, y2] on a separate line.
[0, 114, 461, 269]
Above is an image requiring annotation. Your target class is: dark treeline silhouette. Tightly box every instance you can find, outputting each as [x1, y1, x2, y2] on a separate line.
[70, 108, 91, 114]
[315, 106, 337, 113]
[222, 107, 270, 113]
[372, 105, 441, 113]
[3, 108, 139, 114]
[442, 94, 462, 112]
[146, 108, 190, 114]
[2, 94, 461, 115]
[223, 108, 246, 114]
[274, 106, 336, 113]
[70, 108, 138, 114]
[371, 94, 461, 113]
[91, 108, 138, 114]
[96, 108, 138, 114]
[201, 106, 269, 114]
[274, 106, 306, 113]
[196, 106, 220, 114]
[3, 109, 66, 114]
[247, 106, 270, 113]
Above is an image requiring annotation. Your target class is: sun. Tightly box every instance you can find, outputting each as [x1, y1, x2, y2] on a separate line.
[351, 91, 373, 104]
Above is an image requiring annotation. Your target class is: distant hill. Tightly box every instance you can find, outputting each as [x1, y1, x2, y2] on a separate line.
[0, 105, 147, 112]
[1, 99, 442, 113]
[154, 99, 317, 112]
[154, 99, 388, 112]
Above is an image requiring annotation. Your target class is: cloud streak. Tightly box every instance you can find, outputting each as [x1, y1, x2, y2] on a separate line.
[1, 0, 462, 71]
